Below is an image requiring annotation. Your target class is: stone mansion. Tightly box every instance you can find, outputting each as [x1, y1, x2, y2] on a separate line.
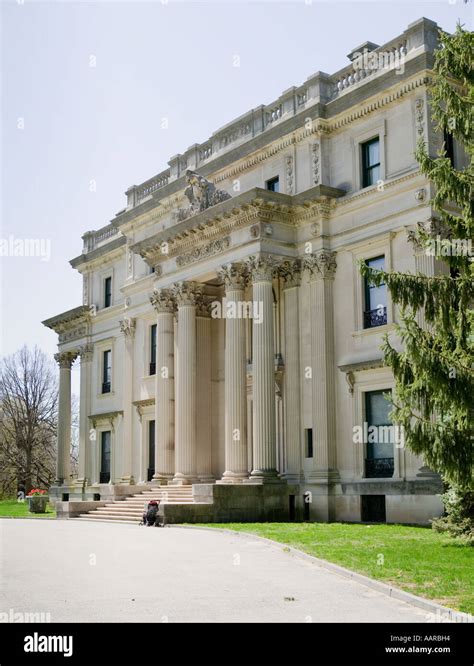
[44, 18, 456, 524]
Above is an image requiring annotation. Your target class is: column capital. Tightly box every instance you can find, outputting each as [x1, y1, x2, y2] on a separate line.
[119, 316, 136, 338]
[196, 293, 214, 318]
[54, 350, 78, 369]
[246, 254, 276, 283]
[78, 343, 94, 362]
[278, 258, 302, 289]
[304, 250, 337, 280]
[218, 262, 249, 291]
[150, 288, 175, 314]
[172, 281, 202, 307]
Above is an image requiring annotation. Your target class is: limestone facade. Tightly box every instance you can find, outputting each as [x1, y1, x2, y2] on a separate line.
[44, 18, 464, 523]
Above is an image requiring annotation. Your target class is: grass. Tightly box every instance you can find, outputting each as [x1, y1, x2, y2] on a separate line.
[0, 499, 56, 519]
[204, 522, 474, 615]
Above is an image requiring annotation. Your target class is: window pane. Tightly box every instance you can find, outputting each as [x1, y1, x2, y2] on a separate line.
[367, 140, 379, 166]
[366, 391, 393, 459]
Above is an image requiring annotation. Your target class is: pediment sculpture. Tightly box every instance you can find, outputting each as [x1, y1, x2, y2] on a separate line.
[176, 170, 231, 221]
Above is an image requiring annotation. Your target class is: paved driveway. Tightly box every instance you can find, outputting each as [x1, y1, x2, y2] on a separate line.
[1, 519, 432, 622]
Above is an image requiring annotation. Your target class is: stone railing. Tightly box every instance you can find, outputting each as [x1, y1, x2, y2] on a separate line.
[331, 39, 409, 99]
[123, 18, 438, 210]
[82, 224, 120, 253]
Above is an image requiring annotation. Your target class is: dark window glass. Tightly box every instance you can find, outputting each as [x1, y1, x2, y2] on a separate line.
[443, 129, 455, 167]
[364, 390, 394, 478]
[147, 420, 155, 482]
[102, 350, 111, 393]
[266, 176, 279, 192]
[361, 138, 380, 187]
[361, 495, 386, 522]
[305, 428, 313, 458]
[100, 431, 111, 483]
[104, 277, 112, 308]
[364, 255, 387, 328]
[150, 324, 157, 375]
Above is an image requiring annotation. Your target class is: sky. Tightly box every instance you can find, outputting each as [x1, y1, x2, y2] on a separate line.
[0, 0, 472, 391]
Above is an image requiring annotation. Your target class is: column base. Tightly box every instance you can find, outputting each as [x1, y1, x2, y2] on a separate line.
[151, 473, 173, 486]
[119, 475, 135, 485]
[245, 470, 283, 484]
[171, 473, 199, 485]
[198, 474, 215, 483]
[218, 471, 249, 484]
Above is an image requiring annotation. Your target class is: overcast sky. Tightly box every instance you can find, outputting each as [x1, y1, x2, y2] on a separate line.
[1, 0, 472, 391]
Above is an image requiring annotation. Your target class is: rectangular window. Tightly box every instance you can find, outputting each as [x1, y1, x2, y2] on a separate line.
[265, 176, 279, 192]
[100, 431, 111, 483]
[361, 137, 380, 188]
[305, 428, 313, 458]
[364, 390, 394, 479]
[363, 255, 387, 328]
[361, 495, 386, 522]
[149, 324, 157, 375]
[104, 277, 112, 308]
[443, 129, 455, 167]
[147, 420, 155, 482]
[102, 350, 111, 393]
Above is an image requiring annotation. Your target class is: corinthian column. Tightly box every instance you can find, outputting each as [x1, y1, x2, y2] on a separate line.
[219, 263, 249, 482]
[54, 350, 78, 485]
[150, 289, 175, 483]
[76, 344, 93, 488]
[172, 281, 201, 484]
[279, 259, 303, 481]
[304, 250, 339, 481]
[119, 317, 136, 484]
[247, 255, 278, 481]
[196, 294, 214, 482]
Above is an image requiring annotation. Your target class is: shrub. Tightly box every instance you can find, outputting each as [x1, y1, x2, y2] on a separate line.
[432, 486, 474, 545]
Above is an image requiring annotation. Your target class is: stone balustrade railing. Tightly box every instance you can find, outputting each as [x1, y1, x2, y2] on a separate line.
[82, 224, 120, 253]
[121, 18, 437, 211]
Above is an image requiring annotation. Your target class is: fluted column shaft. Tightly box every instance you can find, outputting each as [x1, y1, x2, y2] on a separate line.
[280, 260, 303, 481]
[150, 290, 175, 483]
[54, 351, 77, 485]
[119, 318, 135, 484]
[305, 251, 338, 478]
[77, 345, 93, 486]
[173, 282, 200, 484]
[196, 297, 214, 482]
[248, 256, 278, 480]
[220, 264, 248, 482]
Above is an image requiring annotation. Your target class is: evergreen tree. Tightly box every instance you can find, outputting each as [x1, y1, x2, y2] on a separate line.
[360, 24, 473, 489]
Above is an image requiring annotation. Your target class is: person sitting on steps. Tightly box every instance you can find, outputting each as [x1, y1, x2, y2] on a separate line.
[141, 499, 160, 526]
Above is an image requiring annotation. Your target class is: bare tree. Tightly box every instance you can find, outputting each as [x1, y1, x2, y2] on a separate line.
[0, 346, 58, 494]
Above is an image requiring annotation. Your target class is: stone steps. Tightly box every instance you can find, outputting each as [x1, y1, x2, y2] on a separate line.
[75, 485, 197, 524]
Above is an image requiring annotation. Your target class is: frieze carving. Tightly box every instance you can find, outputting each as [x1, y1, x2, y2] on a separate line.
[176, 236, 230, 267]
[218, 262, 249, 291]
[58, 325, 88, 344]
[78, 344, 94, 362]
[415, 98, 425, 138]
[303, 250, 337, 279]
[54, 350, 78, 369]
[312, 142, 321, 186]
[172, 281, 203, 307]
[175, 170, 231, 222]
[119, 317, 136, 338]
[278, 258, 302, 289]
[285, 155, 294, 195]
[150, 289, 175, 314]
[246, 254, 276, 282]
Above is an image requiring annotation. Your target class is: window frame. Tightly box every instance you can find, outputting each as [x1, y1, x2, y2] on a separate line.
[102, 349, 112, 394]
[149, 324, 157, 376]
[363, 255, 387, 329]
[265, 176, 280, 193]
[104, 276, 112, 309]
[361, 137, 381, 188]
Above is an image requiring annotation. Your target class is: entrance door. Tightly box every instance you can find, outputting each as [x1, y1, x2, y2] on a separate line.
[100, 431, 111, 483]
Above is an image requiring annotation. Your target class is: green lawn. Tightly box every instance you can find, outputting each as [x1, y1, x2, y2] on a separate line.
[205, 522, 473, 615]
[0, 499, 56, 519]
